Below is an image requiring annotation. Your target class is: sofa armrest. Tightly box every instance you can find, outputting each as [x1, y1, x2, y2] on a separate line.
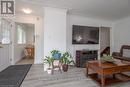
[112, 52, 122, 57]
[113, 56, 130, 61]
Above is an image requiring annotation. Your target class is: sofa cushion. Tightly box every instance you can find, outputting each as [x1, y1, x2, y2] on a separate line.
[123, 49, 130, 57]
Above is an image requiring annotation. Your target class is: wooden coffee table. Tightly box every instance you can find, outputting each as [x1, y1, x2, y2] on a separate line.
[86, 60, 130, 87]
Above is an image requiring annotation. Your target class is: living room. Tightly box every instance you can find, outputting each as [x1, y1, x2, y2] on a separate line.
[0, 0, 130, 87]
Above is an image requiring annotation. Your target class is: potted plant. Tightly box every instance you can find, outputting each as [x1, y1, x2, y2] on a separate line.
[51, 50, 61, 59]
[61, 52, 75, 72]
[100, 54, 115, 63]
[44, 56, 54, 74]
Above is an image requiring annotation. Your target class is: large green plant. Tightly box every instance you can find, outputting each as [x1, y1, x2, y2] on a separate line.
[61, 52, 75, 65]
[44, 56, 54, 67]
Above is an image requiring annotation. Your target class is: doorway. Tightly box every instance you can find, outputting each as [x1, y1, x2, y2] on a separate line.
[100, 27, 111, 57]
[14, 22, 35, 65]
[0, 18, 12, 71]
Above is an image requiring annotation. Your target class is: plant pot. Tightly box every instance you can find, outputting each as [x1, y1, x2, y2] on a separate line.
[53, 53, 61, 59]
[47, 68, 52, 74]
[62, 64, 68, 72]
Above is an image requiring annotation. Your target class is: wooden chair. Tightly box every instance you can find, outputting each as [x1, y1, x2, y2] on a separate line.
[24, 49, 30, 58]
[24, 46, 34, 59]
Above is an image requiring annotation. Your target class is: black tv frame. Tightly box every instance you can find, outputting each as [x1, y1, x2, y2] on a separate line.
[72, 25, 99, 44]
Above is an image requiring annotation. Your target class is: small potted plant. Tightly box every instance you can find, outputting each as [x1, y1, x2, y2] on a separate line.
[100, 54, 115, 63]
[61, 52, 75, 72]
[44, 56, 54, 74]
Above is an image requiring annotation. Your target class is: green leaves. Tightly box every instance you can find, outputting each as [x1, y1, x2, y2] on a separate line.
[44, 56, 54, 67]
[61, 52, 75, 65]
[51, 50, 60, 56]
[101, 54, 115, 63]
[43, 50, 75, 67]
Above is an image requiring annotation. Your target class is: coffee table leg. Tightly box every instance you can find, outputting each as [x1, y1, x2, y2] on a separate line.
[113, 74, 116, 79]
[86, 63, 89, 77]
[101, 74, 105, 87]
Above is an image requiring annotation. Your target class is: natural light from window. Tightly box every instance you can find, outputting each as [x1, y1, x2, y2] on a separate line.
[0, 18, 11, 44]
[17, 24, 26, 44]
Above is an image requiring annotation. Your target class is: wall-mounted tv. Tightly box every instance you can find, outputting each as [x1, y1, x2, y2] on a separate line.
[72, 25, 99, 44]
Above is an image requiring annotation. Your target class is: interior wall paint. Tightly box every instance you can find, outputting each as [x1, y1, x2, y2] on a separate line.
[26, 25, 35, 44]
[12, 14, 43, 64]
[100, 27, 110, 52]
[66, 15, 113, 61]
[43, 7, 67, 70]
[112, 17, 130, 52]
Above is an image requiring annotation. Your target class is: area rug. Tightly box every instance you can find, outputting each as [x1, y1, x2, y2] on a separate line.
[0, 64, 32, 87]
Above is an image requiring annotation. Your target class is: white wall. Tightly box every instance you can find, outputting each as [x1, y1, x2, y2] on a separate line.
[100, 27, 110, 52]
[67, 15, 113, 60]
[113, 17, 130, 52]
[44, 7, 67, 57]
[26, 25, 35, 44]
[12, 14, 43, 64]
[43, 7, 67, 70]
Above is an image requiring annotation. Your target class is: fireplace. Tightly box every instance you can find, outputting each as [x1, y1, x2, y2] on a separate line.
[76, 50, 98, 68]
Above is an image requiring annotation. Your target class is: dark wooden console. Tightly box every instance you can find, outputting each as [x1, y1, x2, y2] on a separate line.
[76, 50, 98, 68]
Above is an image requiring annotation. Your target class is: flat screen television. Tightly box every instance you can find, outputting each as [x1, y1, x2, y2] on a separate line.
[72, 25, 99, 44]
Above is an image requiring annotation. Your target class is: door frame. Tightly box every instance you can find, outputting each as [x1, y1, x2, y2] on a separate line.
[99, 26, 112, 57]
[0, 18, 12, 71]
[11, 21, 36, 65]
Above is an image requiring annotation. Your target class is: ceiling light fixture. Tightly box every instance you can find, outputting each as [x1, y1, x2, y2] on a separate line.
[22, 8, 32, 14]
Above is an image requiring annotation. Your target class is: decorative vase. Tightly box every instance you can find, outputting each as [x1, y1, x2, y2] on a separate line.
[47, 68, 52, 74]
[62, 64, 68, 72]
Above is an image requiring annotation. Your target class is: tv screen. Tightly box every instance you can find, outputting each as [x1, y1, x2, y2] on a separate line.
[72, 25, 99, 44]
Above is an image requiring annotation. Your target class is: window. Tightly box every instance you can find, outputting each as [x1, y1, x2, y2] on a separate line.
[17, 24, 26, 44]
[0, 18, 11, 44]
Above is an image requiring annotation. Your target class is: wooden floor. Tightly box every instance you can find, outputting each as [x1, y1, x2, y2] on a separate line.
[21, 65, 130, 87]
[21, 65, 99, 87]
[16, 57, 34, 65]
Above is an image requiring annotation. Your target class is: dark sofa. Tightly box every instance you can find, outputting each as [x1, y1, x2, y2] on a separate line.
[112, 45, 130, 61]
